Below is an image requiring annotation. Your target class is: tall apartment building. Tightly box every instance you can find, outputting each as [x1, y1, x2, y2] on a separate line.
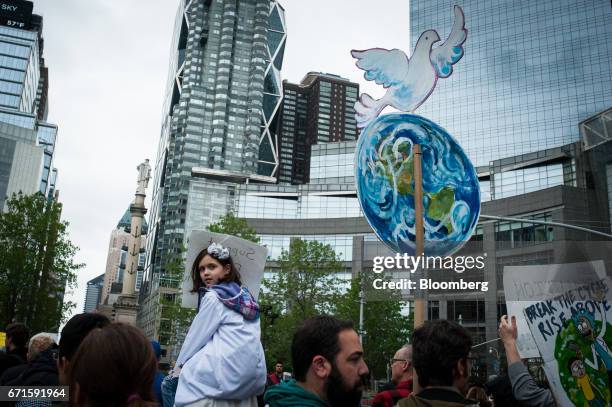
[0, 0, 58, 208]
[138, 0, 286, 344]
[278, 72, 358, 184]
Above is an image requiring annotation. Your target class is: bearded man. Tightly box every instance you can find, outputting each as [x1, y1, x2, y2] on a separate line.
[264, 316, 369, 407]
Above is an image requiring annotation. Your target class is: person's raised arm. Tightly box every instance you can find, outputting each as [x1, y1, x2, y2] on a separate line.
[499, 315, 556, 406]
[499, 315, 520, 365]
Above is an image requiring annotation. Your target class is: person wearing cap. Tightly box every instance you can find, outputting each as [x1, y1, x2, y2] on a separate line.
[151, 340, 164, 404]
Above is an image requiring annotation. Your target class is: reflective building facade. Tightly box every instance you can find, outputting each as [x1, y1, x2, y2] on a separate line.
[410, 0, 612, 166]
[0, 3, 59, 208]
[139, 0, 286, 343]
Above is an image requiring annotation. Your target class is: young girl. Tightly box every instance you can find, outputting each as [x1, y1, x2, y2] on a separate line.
[173, 242, 266, 407]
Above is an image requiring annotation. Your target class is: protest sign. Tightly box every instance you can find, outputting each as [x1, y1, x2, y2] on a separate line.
[181, 230, 268, 309]
[521, 266, 611, 406]
[503, 261, 607, 359]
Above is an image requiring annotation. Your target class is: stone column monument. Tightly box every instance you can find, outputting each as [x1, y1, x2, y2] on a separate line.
[113, 159, 151, 325]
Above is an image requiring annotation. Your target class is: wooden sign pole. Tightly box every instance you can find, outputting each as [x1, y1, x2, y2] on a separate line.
[413, 144, 425, 328]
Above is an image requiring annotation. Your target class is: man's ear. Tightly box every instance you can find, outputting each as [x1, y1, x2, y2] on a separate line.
[455, 359, 468, 378]
[311, 355, 332, 380]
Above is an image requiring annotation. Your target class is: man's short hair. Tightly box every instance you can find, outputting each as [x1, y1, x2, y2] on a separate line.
[412, 320, 472, 387]
[5, 323, 30, 348]
[291, 315, 354, 382]
[28, 333, 56, 361]
[58, 313, 110, 361]
[397, 344, 412, 362]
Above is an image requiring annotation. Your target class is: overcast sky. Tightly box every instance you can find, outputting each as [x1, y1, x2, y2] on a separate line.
[31, 0, 410, 323]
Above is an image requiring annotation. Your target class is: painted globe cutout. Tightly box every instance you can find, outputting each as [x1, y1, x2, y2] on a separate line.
[355, 113, 480, 256]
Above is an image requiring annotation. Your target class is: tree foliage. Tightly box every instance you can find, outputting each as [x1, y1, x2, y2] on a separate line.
[158, 249, 196, 359]
[207, 212, 260, 243]
[260, 239, 345, 370]
[0, 192, 81, 332]
[334, 274, 412, 379]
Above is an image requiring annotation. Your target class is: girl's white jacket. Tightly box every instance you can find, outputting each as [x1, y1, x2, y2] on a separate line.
[174, 290, 266, 406]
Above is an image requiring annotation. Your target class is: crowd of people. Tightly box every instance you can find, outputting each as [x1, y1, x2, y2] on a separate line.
[0, 243, 559, 406]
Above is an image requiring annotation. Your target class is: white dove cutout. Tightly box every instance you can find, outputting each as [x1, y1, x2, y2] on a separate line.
[352, 5, 467, 128]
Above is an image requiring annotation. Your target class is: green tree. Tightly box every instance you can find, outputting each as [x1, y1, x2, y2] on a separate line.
[207, 213, 260, 243]
[0, 192, 81, 332]
[261, 239, 345, 370]
[334, 274, 412, 379]
[158, 248, 196, 358]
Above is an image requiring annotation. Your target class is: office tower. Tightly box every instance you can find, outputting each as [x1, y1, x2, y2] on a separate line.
[139, 0, 286, 343]
[83, 274, 105, 313]
[278, 73, 359, 184]
[410, 0, 612, 167]
[0, 1, 58, 208]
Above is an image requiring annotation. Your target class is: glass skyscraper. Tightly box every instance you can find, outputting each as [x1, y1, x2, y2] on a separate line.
[139, 0, 286, 343]
[0, 3, 58, 208]
[410, 0, 612, 167]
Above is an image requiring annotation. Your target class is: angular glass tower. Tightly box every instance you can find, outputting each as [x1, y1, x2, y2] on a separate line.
[410, 0, 612, 167]
[139, 0, 285, 342]
[258, 1, 285, 176]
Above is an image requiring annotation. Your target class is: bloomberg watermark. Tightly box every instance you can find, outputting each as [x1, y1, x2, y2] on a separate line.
[370, 254, 489, 292]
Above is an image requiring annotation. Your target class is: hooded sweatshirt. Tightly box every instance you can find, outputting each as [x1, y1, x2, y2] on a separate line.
[174, 283, 266, 407]
[398, 387, 479, 407]
[264, 380, 330, 407]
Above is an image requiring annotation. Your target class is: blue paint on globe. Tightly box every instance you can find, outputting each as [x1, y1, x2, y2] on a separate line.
[355, 113, 480, 257]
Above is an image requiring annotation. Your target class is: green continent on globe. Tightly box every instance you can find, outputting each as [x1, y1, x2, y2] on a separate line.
[396, 157, 414, 195]
[427, 187, 455, 234]
[376, 139, 457, 234]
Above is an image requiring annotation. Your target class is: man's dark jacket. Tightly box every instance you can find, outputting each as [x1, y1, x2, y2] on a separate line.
[0, 348, 58, 386]
[0, 348, 26, 378]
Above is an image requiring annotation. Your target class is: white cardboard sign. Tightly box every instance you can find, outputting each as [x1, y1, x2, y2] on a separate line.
[181, 230, 268, 309]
